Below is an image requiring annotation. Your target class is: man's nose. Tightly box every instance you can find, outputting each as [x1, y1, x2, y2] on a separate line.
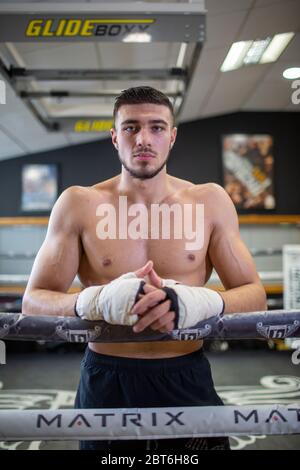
[135, 128, 151, 147]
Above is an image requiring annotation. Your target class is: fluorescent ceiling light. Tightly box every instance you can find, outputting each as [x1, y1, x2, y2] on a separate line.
[283, 67, 300, 79]
[221, 41, 252, 71]
[176, 42, 188, 68]
[123, 33, 151, 43]
[260, 32, 294, 63]
[173, 95, 183, 113]
[243, 38, 271, 64]
[221, 32, 295, 72]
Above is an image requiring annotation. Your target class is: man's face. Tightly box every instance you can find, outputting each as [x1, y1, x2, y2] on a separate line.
[111, 103, 177, 180]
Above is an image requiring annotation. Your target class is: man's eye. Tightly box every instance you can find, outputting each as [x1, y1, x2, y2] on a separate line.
[152, 126, 164, 132]
[123, 126, 136, 132]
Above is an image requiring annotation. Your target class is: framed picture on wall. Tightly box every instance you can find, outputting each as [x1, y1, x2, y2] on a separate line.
[21, 164, 58, 212]
[222, 134, 275, 210]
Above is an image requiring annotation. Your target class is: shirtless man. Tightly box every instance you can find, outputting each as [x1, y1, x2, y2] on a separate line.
[22, 86, 267, 451]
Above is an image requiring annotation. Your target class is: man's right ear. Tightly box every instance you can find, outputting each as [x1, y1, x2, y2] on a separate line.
[110, 128, 118, 149]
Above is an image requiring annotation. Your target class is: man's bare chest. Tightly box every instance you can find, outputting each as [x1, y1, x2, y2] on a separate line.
[78, 231, 210, 286]
[77, 193, 212, 285]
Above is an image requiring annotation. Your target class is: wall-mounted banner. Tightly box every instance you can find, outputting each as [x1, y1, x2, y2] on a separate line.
[222, 134, 275, 211]
[73, 119, 113, 133]
[0, 4, 206, 43]
[21, 164, 58, 212]
[52, 118, 113, 133]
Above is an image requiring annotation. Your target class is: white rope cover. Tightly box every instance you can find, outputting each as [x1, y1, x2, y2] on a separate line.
[0, 405, 299, 441]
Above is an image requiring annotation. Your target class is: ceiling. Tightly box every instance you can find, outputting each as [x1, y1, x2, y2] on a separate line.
[0, 0, 299, 161]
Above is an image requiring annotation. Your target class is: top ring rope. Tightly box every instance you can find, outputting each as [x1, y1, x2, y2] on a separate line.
[0, 310, 299, 343]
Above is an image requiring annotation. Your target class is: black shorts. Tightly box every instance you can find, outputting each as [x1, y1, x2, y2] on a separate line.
[75, 347, 230, 451]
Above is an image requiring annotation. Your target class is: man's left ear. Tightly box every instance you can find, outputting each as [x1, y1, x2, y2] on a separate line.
[170, 127, 177, 149]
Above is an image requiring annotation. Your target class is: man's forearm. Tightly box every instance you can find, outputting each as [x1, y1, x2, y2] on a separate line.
[220, 283, 267, 314]
[22, 289, 79, 317]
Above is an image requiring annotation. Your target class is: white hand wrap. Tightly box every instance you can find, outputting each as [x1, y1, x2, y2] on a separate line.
[162, 284, 224, 329]
[161, 278, 178, 287]
[75, 272, 144, 325]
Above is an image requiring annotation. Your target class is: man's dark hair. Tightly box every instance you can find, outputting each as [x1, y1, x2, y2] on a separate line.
[113, 86, 174, 126]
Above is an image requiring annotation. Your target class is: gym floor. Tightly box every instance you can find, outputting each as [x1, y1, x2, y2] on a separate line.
[0, 343, 299, 451]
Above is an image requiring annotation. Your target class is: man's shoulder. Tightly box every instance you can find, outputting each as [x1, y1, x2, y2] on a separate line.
[51, 186, 93, 223]
[62, 185, 91, 198]
[61, 183, 111, 202]
[51, 184, 111, 232]
[57, 179, 119, 216]
[188, 182, 227, 201]
[170, 179, 228, 205]
[55, 185, 90, 211]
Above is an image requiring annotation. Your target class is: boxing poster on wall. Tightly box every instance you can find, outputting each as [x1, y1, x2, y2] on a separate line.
[222, 134, 275, 210]
[21, 164, 58, 212]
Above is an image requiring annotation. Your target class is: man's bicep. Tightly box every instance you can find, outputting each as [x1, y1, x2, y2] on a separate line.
[27, 231, 81, 293]
[208, 187, 260, 289]
[26, 188, 82, 293]
[210, 231, 260, 289]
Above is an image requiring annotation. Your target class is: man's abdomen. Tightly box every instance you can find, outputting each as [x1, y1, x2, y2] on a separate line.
[89, 340, 203, 358]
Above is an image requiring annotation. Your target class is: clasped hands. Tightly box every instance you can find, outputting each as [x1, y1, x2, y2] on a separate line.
[131, 260, 176, 333]
[75, 260, 224, 332]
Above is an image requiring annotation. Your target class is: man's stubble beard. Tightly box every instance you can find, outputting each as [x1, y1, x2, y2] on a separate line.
[118, 151, 171, 180]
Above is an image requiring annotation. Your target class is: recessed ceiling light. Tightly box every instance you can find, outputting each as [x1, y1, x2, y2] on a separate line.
[221, 41, 252, 72]
[260, 32, 294, 63]
[283, 67, 300, 79]
[243, 38, 271, 64]
[221, 32, 295, 72]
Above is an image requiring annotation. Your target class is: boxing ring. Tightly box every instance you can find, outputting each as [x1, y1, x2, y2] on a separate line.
[0, 310, 300, 442]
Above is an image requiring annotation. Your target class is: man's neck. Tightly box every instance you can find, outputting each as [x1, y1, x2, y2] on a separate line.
[117, 169, 172, 205]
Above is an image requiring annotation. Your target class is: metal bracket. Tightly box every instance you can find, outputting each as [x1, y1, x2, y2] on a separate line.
[0, 2, 206, 43]
[0, 2, 206, 132]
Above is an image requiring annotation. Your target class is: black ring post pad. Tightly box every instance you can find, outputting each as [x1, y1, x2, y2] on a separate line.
[161, 286, 180, 329]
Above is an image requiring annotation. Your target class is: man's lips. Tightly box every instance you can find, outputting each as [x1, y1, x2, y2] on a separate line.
[134, 153, 155, 161]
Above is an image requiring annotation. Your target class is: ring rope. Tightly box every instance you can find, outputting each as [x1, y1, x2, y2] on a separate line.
[0, 310, 299, 342]
[0, 405, 299, 441]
